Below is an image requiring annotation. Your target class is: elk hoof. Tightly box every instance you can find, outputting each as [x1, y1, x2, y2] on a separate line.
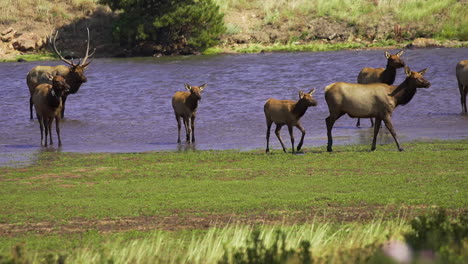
[327, 146, 333, 152]
[398, 147, 405, 152]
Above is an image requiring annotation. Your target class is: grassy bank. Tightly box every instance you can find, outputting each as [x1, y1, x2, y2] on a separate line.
[0, 140, 467, 262]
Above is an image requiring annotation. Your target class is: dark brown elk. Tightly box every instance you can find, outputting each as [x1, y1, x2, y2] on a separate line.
[32, 75, 70, 147]
[264, 89, 317, 153]
[26, 28, 95, 119]
[356, 50, 405, 127]
[172, 83, 206, 143]
[325, 66, 430, 152]
[456, 60, 468, 114]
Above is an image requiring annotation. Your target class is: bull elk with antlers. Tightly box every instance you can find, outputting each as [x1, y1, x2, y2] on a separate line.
[26, 28, 95, 119]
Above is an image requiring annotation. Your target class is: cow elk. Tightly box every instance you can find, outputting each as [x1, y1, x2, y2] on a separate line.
[264, 89, 317, 153]
[32, 75, 70, 147]
[172, 83, 206, 143]
[27, 28, 95, 119]
[356, 50, 405, 127]
[456, 60, 468, 114]
[325, 66, 430, 152]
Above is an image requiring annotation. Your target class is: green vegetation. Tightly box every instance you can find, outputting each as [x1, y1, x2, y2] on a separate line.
[99, 0, 226, 53]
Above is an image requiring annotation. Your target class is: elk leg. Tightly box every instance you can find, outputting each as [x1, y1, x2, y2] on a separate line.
[38, 116, 44, 146]
[463, 86, 467, 114]
[61, 95, 67, 119]
[48, 118, 54, 145]
[56, 117, 62, 147]
[274, 124, 287, 153]
[183, 117, 191, 143]
[383, 116, 403, 151]
[295, 123, 306, 152]
[371, 118, 382, 151]
[30, 97, 34, 119]
[44, 118, 49, 147]
[191, 115, 196, 143]
[175, 114, 182, 143]
[288, 125, 295, 153]
[356, 118, 361, 127]
[370, 118, 374, 127]
[265, 120, 272, 153]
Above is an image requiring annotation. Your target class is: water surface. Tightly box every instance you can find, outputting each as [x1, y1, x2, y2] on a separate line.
[1, 48, 467, 165]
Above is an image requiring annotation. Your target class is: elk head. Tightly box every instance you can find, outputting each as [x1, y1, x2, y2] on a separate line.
[52, 75, 70, 97]
[385, 50, 405, 68]
[185, 83, 206, 100]
[405, 66, 430, 88]
[50, 28, 95, 94]
[299, 88, 318, 106]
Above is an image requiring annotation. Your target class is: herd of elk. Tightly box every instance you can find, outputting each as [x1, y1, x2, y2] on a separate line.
[24, 37, 463, 152]
[264, 89, 317, 153]
[27, 28, 94, 119]
[355, 50, 405, 127]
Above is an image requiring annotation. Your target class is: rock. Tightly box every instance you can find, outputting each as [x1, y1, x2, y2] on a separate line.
[1, 30, 16, 42]
[12, 33, 41, 52]
[1, 27, 13, 35]
[407, 38, 441, 48]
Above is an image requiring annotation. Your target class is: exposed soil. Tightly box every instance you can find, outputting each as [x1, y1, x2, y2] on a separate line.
[1, 206, 465, 237]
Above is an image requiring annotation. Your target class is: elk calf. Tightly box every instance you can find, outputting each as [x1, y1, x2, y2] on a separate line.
[172, 83, 206, 143]
[356, 50, 405, 127]
[456, 60, 468, 114]
[264, 89, 317, 153]
[325, 66, 430, 152]
[32, 75, 70, 147]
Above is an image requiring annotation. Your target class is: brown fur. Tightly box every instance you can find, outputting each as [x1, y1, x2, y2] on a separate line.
[325, 66, 430, 152]
[456, 60, 468, 114]
[264, 89, 317, 153]
[172, 83, 206, 143]
[356, 50, 405, 127]
[26, 28, 94, 119]
[32, 75, 70, 147]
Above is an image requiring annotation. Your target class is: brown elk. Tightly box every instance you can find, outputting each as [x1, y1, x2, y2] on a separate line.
[32, 75, 70, 147]
[264, 89, 317, 153]
[356, 50, 405, 127]
[456, 60, 468, 114]
[325, 66, 430, 152]
[172, 83, 206, 143]
[27, 28, 95, 119]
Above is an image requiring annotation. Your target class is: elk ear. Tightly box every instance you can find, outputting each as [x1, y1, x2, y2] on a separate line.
[396, 50, 404, 57]
[184, 83, 191, 91]
[405, 66, 412, 77]
[418, 68, 428, 76]
[45, 72, 54, 81]
[299, 90, 304, 98]
[199, 83, 207, 91]
[385, 51, 391, 59]
[308, 88, 316, 95]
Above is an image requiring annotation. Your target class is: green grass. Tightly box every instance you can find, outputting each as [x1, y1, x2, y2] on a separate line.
[0, 53, 57, 62]
[0, 140, 467, 263]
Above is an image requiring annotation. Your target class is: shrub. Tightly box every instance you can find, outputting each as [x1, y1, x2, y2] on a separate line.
[99, 0, 226, 54]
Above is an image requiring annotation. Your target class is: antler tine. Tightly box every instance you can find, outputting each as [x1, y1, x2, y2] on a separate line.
[81, 27, 92, 66]
[50, 30, 75, 66]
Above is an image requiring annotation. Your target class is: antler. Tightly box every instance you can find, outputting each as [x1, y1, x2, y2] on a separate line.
[81, 27, 96, 67]
[50, 30, 75, 66]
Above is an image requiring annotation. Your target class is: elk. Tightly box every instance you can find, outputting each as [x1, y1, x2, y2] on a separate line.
[172, 83, 206, 143]
[32, 75, 70, 147]
[355, 50, 405, 127]
[456, 60, 468, 114]
[325, 66, 430, 152]
[264, 89, 317, 153]
[27, 28, 95, 119]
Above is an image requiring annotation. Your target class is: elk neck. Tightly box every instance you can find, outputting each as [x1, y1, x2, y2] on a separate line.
[389, 78, 417, 106]
[46, 87, 62, 109]
[292, 99, 310, 119]
[381, 62, 397, 85]
[65, 76, 84, 94]
[185, 93, 200, 111]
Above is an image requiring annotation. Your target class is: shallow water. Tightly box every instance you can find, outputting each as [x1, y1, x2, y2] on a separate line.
[1, 48, 467, 165]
